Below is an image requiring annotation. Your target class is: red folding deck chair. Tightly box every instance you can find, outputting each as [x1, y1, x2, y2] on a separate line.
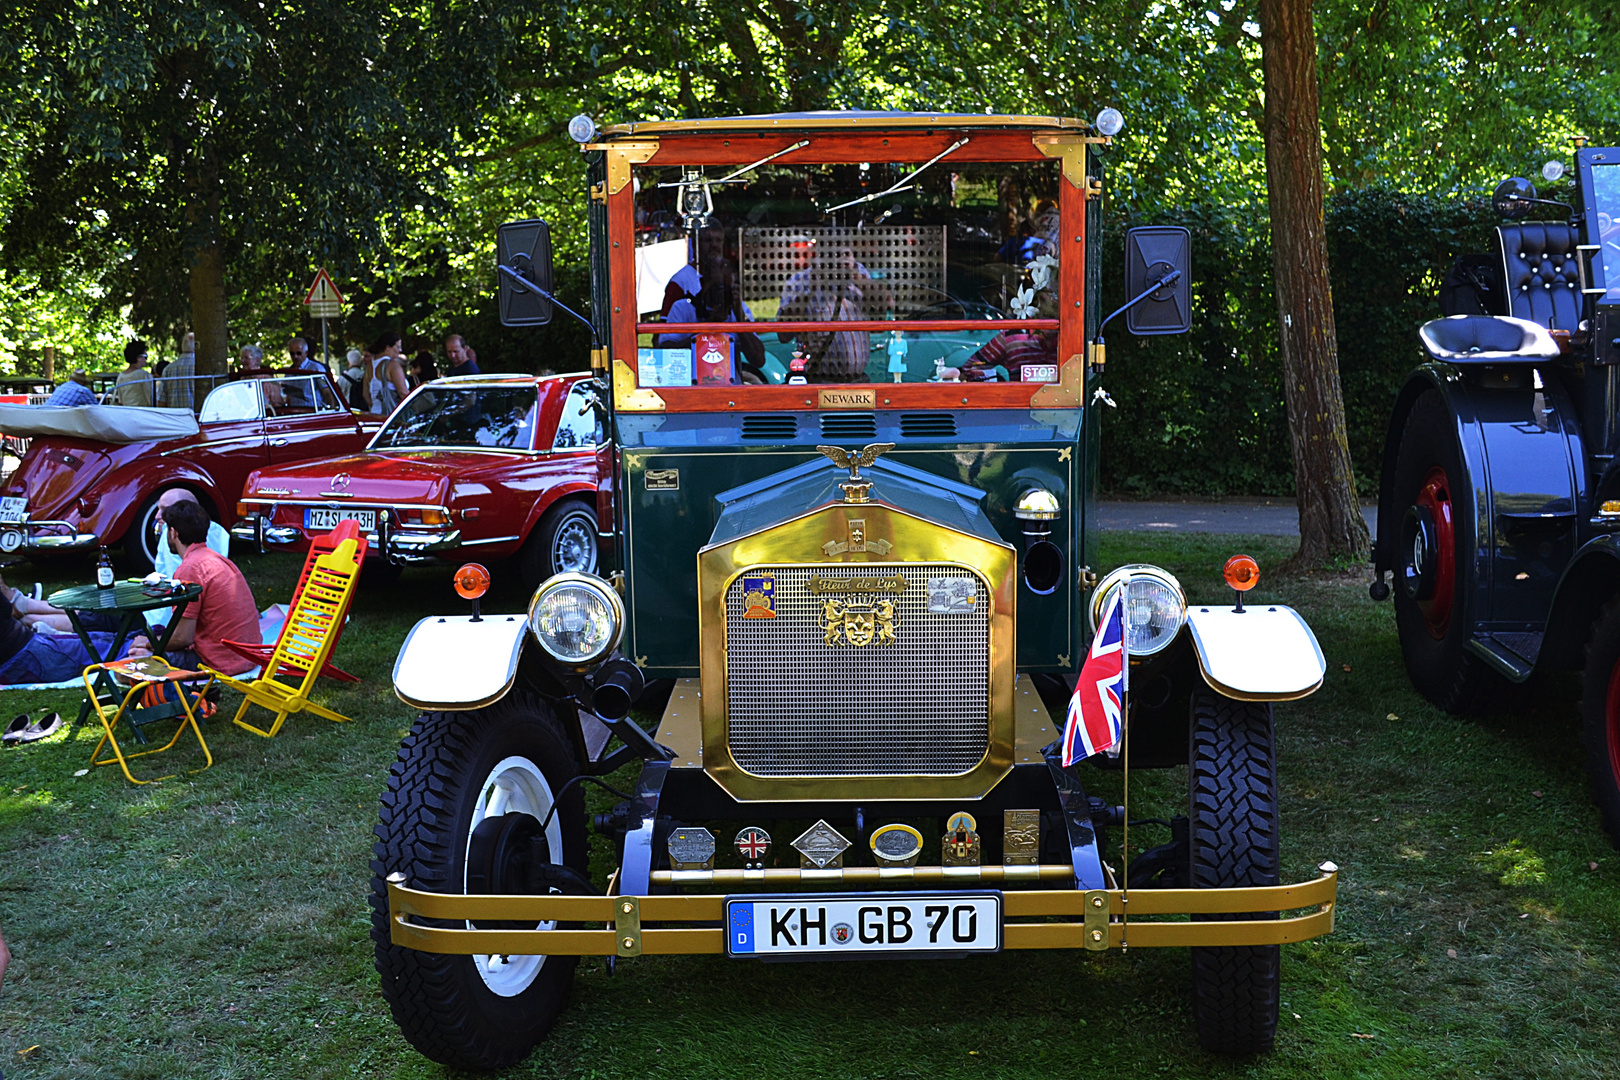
[221, 519, 368, 683]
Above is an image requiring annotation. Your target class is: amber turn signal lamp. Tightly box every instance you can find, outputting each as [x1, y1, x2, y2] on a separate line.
[235, 502, 251, 519]
[1223, 554, 1260, 592]
[420, 508, 449, 526]
[454, 562, 491, 600]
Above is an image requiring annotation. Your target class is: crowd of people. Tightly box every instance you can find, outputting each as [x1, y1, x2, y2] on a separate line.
[52, 330, 488, 417]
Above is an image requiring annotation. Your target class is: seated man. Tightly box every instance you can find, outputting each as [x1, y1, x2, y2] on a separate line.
[128, 501, 258, 676]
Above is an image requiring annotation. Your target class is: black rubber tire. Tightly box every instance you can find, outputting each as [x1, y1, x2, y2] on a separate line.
[369, 690, 587, 1071]
[1188, 689, 1281, 1056]
[122, 486, 193, 575]
[1389, 390, 1509, 715]
[519, 498, 599, 589]
[1578, 597, 1620, 845]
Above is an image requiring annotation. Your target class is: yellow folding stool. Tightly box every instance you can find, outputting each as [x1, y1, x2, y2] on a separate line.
[84, 656, 217, 784]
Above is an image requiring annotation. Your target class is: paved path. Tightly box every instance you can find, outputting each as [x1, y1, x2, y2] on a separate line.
[1099, 497, 1377, 536]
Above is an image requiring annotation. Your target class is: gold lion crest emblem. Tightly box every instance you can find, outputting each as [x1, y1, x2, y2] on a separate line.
[818, 597, 899, 647]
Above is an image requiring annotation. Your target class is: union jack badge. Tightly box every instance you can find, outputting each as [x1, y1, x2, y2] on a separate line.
[735, 826, 772, 868]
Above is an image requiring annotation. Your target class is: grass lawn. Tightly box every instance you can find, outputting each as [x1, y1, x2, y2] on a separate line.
[0, 535, 1617, 1079]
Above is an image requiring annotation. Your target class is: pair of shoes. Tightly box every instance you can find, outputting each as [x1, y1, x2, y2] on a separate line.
[12, 712, 61, 744]
[2, 714, 29, 745]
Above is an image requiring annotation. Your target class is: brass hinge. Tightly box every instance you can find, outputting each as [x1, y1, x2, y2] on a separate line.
[1083, 889, 1110, 951]
[615, 895, 642, 956]
[590, 345, 609, 376]
[590, 181, 608, 204]
[1086, 177, 1103, 201]
[1079, 566, 1100, 591]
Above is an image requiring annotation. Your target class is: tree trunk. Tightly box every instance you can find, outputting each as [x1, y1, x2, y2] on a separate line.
[1258, 0, 1368, 567]
[188, 238, 229, 378]
[185, 149, 230, 378]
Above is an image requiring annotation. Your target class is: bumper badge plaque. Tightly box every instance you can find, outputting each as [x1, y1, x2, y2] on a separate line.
[792, 819, 851, 869]
[668, 826, 716, 870]
[869, 823, 924, 867]
[734, 826, 772, 869]
[942, 812, 981, 867]
[1004, 809, 1041, 865]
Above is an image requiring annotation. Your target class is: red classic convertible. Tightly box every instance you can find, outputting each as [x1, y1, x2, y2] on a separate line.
[234, 374, 609, 586]
[0, 372, 378, 571]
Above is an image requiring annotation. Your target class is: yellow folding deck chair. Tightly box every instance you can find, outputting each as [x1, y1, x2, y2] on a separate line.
[206, 535, 362, 737]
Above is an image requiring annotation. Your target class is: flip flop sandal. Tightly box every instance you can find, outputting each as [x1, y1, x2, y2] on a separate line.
[17, 712, 61, 744]
[3, 713, 31, 745]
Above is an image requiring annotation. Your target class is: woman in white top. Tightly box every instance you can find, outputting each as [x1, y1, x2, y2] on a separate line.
[370, 331, 411, 416]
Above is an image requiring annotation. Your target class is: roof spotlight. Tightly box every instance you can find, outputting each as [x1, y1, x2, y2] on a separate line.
[567, 114, 597, 144]
[1095, 107, 1124, 138]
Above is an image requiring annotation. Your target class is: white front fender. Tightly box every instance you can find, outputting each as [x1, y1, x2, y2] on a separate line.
[393, 614, 528, 712]
[1184, 604, 1325, 702]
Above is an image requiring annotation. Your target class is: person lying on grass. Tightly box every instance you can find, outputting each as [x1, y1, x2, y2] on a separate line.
[125, 500, 258, 677]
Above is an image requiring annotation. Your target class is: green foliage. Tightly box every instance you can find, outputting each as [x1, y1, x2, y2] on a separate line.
[1100, 186, 1502, 495]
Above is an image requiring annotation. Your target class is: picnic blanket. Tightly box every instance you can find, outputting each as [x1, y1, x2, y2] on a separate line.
[0, 605, 286, 691]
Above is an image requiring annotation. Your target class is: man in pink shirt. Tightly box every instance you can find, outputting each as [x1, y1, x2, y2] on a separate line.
[130, 500, 259, 675]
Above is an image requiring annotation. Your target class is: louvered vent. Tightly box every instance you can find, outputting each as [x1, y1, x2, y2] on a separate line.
[899, 412, 957, 439]
[819, 412, 879, 439]
[741, 414, 798, 440]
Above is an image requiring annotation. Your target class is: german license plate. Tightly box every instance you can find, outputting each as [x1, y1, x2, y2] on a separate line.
[0, 497, 25, 523]
[725, 892, 1001, 958]
[305, 507, 375, 531]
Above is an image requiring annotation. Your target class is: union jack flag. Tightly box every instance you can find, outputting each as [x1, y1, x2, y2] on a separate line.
[1063, 587, 1127, 765]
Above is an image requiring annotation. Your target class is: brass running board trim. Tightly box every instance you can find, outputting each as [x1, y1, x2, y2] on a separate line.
[1083, 889, 1109, 951]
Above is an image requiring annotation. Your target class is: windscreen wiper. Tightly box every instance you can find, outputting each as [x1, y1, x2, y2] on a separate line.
[656, 140, 811, 190]
[822, 137, 970, 215]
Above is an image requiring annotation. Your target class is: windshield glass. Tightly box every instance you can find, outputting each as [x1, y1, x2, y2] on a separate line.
[1590, 161, 1620, 299]
[633, 158, 1061, 388]
[371, 386, 538, 450]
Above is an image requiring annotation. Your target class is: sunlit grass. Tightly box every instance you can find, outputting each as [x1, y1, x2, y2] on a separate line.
[0, 535, 1616, 1078]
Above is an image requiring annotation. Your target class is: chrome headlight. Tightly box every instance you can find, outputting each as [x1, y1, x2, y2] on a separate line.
[528, 572, 623, 665]
[1088, 564, 1186, 656]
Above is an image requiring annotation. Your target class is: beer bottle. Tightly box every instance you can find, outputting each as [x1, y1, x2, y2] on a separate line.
[96, 546, 115, 589]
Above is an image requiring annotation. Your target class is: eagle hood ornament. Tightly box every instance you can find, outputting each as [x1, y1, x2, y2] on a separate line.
[817, 442, 894, 503]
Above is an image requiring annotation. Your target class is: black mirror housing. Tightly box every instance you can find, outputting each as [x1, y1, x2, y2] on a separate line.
[497, 219, 555, 326]
[1125, 226, 1192, 335]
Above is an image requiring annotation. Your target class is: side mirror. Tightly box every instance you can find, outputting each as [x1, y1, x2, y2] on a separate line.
[496, 219, 555, 326]
[1125, 226, 1192, 335]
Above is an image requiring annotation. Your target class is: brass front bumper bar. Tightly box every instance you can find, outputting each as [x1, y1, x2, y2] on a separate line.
[386, 864, 1338, 957]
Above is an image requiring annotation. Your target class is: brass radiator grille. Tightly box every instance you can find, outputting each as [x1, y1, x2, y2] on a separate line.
[724, 564, 990, 776]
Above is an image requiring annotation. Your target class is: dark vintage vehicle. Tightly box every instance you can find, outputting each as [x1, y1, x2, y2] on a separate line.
[0, 372, 378, 571]
[234, 373, 609, 586]
[1371, 146, 1620, 842]
[369, 111, 1338, 1070]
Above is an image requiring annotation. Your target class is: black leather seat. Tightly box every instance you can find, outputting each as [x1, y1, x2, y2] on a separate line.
[1496, 222, 1582, 329]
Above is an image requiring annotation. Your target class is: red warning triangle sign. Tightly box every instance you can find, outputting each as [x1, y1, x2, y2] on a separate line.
[303, 268, 345, 306]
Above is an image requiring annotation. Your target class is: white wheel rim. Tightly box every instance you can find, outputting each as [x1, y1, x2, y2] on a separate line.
[552, 512, 597, 575]
[463, 755, 562, 997]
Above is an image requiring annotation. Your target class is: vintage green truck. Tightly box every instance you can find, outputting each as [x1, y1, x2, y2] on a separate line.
[367, 110, 1337, 1070]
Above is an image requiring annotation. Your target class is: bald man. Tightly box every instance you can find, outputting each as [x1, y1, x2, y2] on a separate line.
[0, 490, 231, 634]
[444, 334, 481, 378]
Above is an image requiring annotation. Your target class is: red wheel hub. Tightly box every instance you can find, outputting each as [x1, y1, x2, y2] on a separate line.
[1414, 466, 1455, 639]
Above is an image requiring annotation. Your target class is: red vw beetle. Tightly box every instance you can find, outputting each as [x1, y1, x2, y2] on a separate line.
[0, 372, 378, 571]
[235, 374, 609, 586]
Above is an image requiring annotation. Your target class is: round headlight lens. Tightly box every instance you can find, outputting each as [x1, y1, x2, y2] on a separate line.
[528, 573, 623, 665]
[1089, 564, 1186, 656]
[1094, 107, 1125, 138]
